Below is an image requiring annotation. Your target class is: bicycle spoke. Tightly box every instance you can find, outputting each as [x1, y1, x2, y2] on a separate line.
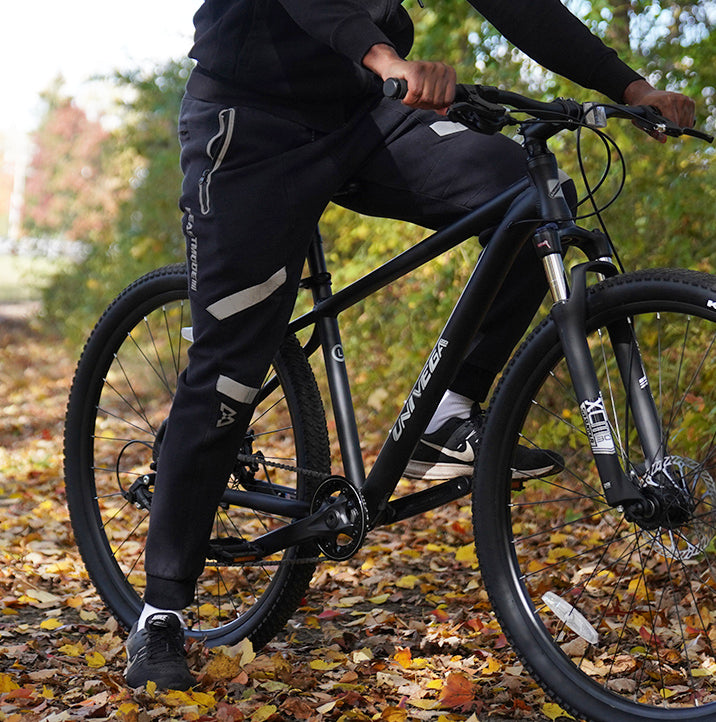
[476, 281, 716, 716]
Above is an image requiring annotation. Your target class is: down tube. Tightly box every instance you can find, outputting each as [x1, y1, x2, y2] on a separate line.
[361, 188, 540, 523]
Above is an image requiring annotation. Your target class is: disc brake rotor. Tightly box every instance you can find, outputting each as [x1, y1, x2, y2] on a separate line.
[641, 456, 716, 561]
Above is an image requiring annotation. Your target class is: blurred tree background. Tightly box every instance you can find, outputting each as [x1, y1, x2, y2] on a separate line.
[30, 0, 715, 427]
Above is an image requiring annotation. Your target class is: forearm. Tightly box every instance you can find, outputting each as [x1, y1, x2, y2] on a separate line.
[277, 0, 394, 65]
[468, 0, 641, 102]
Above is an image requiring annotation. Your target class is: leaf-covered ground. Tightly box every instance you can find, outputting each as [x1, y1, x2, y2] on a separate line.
[0, 308, 565, 721]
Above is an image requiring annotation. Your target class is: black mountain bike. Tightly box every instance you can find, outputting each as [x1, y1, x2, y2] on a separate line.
[64, 83, 716, 721]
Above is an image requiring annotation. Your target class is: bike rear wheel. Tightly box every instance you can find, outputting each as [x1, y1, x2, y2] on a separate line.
[64, 264, 330, 648]
[474, 269, 716, 720]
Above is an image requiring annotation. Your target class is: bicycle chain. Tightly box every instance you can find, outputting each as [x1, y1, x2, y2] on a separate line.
[234, 452, 332, 481]
[221, 452, 333, 567]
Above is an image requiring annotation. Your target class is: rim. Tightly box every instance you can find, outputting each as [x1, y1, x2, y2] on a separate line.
[501, 305, 716, 713]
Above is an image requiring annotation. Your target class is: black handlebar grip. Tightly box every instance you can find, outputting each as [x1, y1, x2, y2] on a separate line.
[383, 78, 408, 99]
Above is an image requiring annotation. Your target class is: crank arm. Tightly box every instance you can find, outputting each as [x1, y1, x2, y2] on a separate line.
[218, 496, 357, 562]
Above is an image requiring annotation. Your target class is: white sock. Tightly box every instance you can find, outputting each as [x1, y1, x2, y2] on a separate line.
[137, 603, 185, 630]
[425, 391, 473, 434]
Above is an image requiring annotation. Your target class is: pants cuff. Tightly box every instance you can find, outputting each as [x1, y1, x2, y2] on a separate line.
[144, 574, 196, 611]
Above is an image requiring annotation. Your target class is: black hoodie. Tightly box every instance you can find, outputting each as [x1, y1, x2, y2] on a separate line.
[187, 0, 642, 129]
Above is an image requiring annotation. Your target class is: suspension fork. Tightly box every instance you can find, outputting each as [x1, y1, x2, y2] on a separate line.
[534, 225, 655, 508]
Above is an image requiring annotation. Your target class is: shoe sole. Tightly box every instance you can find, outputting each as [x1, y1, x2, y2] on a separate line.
[403, 460, 560, 481]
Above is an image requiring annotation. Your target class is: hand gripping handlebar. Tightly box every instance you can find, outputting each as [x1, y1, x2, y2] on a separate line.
[382, 79, 714, 143]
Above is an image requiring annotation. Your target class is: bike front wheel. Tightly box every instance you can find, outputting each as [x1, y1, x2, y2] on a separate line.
[474, 269, 716, 721]
[64, 264, 330, 648]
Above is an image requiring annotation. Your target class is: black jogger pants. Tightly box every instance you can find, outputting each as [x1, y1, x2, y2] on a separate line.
[144, 93, 555, 608]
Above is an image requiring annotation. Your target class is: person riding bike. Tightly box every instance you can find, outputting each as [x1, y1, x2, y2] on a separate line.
[124, 0, 696, 691]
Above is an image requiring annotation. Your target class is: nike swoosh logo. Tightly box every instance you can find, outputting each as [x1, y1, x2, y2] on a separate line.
[421, 440, 474, 463]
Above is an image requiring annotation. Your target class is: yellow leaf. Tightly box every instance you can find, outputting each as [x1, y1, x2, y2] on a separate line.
[380, 707, 407, 721]
[310, 659, 341, 671]
[368, 593, 390, 604]
[224, 637, 256, 666]
[145, 680, 157, 696]
[42, 685, 55, 699]
[85, 651, 106, 668]
[425, 543, 447, 552]
[361, 556, 375, 572]
[528, 559, 548, 573]
[543, 702, 575, 720]
[396, 574, 420, 589]
[480, 656, 502, 676]
[455, 543, 478, 564]
[203, 651, 242, 681]
[238, 637, 256, 666]
[197, 602, 220, 618]
[409, 698, 441, 710]
[40, 617, 63, 630]
[58, 643, 84, 657]
[0, 673, 20, 693]
[162, 689, 194, 706]
[252, 704, 278, 721]
[189, 690, 216, 708]
[118, 701, 139, 716]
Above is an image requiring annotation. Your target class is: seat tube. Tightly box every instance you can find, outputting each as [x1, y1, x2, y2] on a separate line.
[305, 230, 366, 484]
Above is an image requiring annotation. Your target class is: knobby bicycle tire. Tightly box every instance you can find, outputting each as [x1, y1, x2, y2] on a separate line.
[473, 268, 716, 720]
[64, 264, 330, 648]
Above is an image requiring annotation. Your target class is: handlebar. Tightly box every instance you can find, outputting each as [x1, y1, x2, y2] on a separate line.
[382, 79, 714, 143]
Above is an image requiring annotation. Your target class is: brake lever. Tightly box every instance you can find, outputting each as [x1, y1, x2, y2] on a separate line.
[636, 105, 713, 143]
[683, 127, 714, 143]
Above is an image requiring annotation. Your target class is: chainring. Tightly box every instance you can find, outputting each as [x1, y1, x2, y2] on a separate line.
[310, 476, 368, 561]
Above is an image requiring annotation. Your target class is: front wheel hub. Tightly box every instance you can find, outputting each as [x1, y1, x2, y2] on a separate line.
[625, 455, 716, 561]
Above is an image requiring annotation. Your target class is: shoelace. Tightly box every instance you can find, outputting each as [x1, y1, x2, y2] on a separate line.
[144, 625, 186, 663]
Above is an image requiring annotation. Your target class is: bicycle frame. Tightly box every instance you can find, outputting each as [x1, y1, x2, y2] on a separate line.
[290, 179, 539, 524]
[239, 121, 659, 556]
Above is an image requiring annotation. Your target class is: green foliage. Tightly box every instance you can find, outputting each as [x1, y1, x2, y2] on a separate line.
[42, 59, 191, 344]
[42, 4, 714, 422]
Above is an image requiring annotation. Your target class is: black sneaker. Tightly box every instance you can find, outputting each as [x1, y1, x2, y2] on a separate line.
[404, 410, 563, 481]
[125, 613, 196, 690]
